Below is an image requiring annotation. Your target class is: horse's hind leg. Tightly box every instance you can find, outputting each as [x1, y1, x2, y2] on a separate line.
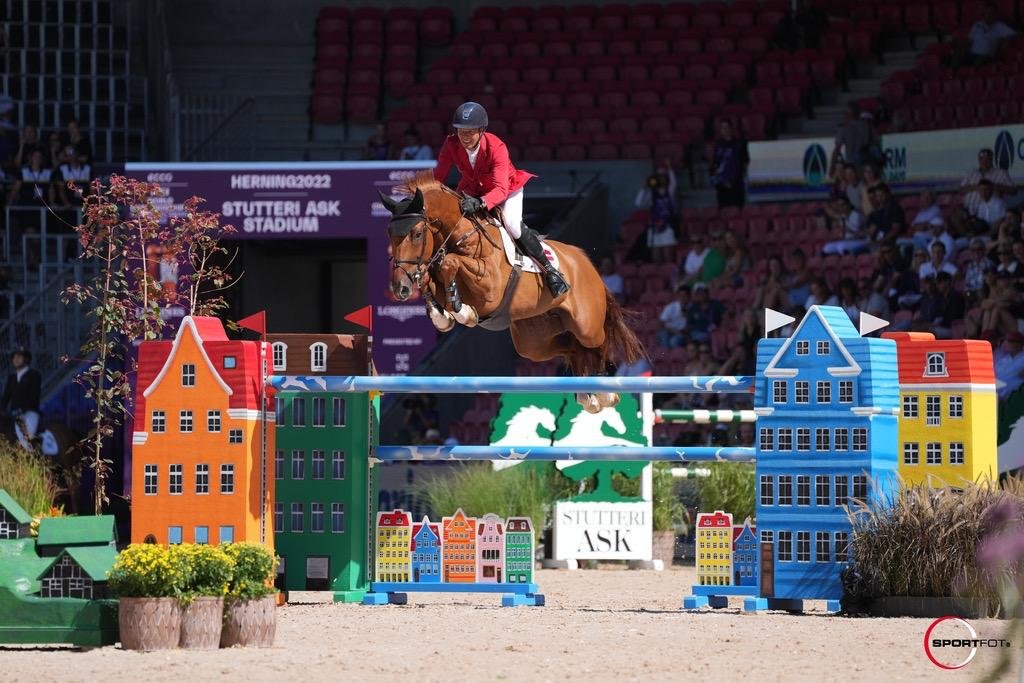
[558, 306, 620, 413]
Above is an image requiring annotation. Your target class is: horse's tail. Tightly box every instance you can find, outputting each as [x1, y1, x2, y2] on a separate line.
[601, 290, 646, 367]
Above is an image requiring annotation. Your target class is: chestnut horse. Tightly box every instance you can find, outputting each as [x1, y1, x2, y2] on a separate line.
[379, 171, 645, 413]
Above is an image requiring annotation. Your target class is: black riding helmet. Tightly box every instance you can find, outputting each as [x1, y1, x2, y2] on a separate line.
[452, 102, 488, 129]
[11, 347, 30, 363]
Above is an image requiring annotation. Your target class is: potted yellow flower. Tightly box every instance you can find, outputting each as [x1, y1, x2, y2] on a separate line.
[220, 543, 277, 648]
[107, 544, 186, 650]
[179, 544, 234, 649]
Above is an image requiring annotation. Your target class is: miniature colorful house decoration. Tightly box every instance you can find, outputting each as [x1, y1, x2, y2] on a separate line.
[732, 519, 758, 587]
[0, 490, 118, 646]
[476, 513, 505, 583]
[269, 333, 375, 601]
[0, 491, 31, 539]
[376, 509, 412, 582]
[442, 508, 477, 584]
[750, 305, 899, 612]
[504, 517, 534, 584]
[882, 332, 997, 487]
[696, 510, 733, 587]
[130, 316, 275, 548]
[411, 517, 442, 583]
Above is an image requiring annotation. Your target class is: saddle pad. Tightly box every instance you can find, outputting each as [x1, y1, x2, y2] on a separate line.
[499, 228, 560, 274]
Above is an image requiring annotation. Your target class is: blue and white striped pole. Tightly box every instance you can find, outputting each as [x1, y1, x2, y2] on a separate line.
[373, 445, 755, 463]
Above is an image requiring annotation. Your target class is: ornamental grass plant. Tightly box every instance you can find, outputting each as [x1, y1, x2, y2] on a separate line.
[0, 437, 60, 517]
[697, 462, 755, 522]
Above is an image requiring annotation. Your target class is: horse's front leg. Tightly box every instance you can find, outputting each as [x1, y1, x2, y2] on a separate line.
[421, 276, 455, 332]
[438, 254, 478, 327]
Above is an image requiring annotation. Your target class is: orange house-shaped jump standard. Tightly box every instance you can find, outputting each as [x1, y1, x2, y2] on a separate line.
[130, 316, 275, 548]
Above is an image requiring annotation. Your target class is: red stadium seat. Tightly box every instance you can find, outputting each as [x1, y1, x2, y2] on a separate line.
[932, 2, 960, 33]
[564, 6, 596, 32]
[589, 142, 619, 159]
[775, 86, 803, 115]
[479, 43, 509, 60]
[810, 58, 838, 87]
[684, 64, 715, 80]
[421, 7, 453, 46]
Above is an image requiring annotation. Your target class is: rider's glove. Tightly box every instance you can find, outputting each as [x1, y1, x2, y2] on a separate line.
[460, 195, 485, 215]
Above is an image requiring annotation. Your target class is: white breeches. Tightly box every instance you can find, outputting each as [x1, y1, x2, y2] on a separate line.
[15, 410, 39, 450]
[499, 188, 524, 239]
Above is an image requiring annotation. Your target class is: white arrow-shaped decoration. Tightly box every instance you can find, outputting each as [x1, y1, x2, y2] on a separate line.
[764, 308, 796, 337]
[859, 312, 890, 336]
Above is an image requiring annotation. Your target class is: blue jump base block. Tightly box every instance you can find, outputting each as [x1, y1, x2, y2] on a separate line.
[683, 585, 759, 610]
[270, 374, 754, 394]
[374, 445, 755, 463]
[362, 582, 545, 608]
[742, 597, 842, 614]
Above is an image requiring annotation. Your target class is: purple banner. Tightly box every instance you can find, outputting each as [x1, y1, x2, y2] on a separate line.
[123, 162, 437, 375]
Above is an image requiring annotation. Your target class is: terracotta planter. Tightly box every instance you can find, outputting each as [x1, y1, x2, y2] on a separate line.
[652, 530, 677, 567]
[118, 597, 182, 651]
[221, 595, 276, 648]
[179, 597, 224, 649]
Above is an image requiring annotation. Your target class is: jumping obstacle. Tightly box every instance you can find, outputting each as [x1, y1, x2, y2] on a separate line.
[653, 409, 757, 424]
[374, 445, 755, 463]
[363, 581, 545, 607]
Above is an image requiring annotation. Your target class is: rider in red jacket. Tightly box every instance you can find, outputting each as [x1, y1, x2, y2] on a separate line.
[434, 102, 569, 297]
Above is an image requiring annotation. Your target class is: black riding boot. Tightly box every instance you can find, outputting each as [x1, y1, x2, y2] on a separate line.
[515, 227, 570, 297]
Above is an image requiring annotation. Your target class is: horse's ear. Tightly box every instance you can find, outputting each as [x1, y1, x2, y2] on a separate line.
[378, 190, 399, 214]
[406, 188, 424, 215]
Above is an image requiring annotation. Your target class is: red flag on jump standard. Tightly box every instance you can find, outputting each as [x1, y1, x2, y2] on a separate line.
[344, 305, 373, 332]
[237, 310, 266, 336]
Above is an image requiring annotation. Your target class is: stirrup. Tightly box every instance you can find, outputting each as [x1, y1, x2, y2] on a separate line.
[544, 269, 570, 297]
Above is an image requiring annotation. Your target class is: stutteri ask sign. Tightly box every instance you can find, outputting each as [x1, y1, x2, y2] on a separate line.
[553, 501, 653, 561]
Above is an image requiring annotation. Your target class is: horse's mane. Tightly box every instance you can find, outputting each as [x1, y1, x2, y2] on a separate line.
[397, 170, 445, 196]
[396, 169, 462, 226]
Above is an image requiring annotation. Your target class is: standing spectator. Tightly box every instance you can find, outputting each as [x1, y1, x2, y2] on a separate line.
[635, 160, 678, 263]
[963, 237, 993, 304]
[914, 272, 965, 338]
[0, 347, 41, 451]
[710, 120, 749, 209]
[919, 241, 958, 280]
[964, 2, 1017, 65]
[822, 196, 869, 254]
[867, 184, 907, 246]
[961, 148, 1015, 215]
[657, 284, 690, 348]
[12, 124, 44, 169]
[686, 282, 723, 343]
[363, 122, 392, 160]
[679, 233, 710, 284]
[397, 127, 432, 160]
[910, 189, 942, 230]
[831, 104, 879, 169]
[969, 179, 1008, 233]
[56, 145, 91, 207]
[60, 118, 92, 164]
[599, 257, 624, 302]
[994, 332, 1024, 400]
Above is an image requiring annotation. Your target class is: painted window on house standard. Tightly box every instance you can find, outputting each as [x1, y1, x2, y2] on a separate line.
[221, 464, 235, 494]
[332, 451, 346, 479]
[310, 343, 327, 372]
[332, 503, 345, 533]
[759, 428, 773, 451]
[291, 450, 305, 480]
[274, 503, 284, 533]
[835, 475, 849, 506]
[312, 397, 326, 427]
[772, 380, 787, 403]
[926, 442, 942, 465]
[312, 450, 326, 479]
[852, 428, 867, 451]
[796, 476, 810, 506]
[817, 340, 830, 355]
[311, 503, 325, 533]
[815, 428, 829, 451]
[777, 475, 793, 505]
[195, 526, 209, 544]
[903, 395, 918, 419]
[275, 397, 285, 426]
[144, 464, 158, 495]
[796, 531, 811, 562]
[796, 428, 810, 451]
[926, 395, 941, 426]
[835, 531, 849, 562]
[168, 526, 183, 544]
[815, 531, 830, 563]
[838, 380, 853, 403]
[759, 475, 773, 506]
[229, 428, 243, 444]
[195, 464, 209, 494]
[292, 397, 306, 427]
[815, 475, 830, 506]
[169, 464, 183, 494]
[333, 398, 346, 426]
[903, 442, 919, 465]
[834, 428, 848, 451]
[949, 442, 965, 465]
[796, 340, 809, 355]
[291, 503, 304, 532]
[151, 410, 166, 433]
[777, 428, 793, 451]
[181, 363, 196, 387]
[852, 475, 868, 501]
[223, 356, 236, 369]
[816, 380, 831, 404]
[275, 450, 284, 479]
[207, 410, 221, 433]
[180, 410, 193, 433]
[795, 381, 809, 404]
[925, 352, 946, 376]
[760, 530, 773, 544]
[219, 526, 234, 543]
[272, 342, 287, 371]
[949, 395, 964, 418]
[777, 531, 792, 561]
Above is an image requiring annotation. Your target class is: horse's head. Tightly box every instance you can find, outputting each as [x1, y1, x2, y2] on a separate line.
[379, 188, 434, 301]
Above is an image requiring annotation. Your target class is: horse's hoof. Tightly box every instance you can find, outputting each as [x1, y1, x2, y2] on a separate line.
[596, 393, 620, 410]
[453, 304, 479, 327]
[428, 306, 455, 332]
[576, 393, 602, 414]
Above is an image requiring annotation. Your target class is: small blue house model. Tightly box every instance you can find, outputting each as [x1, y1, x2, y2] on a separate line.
[749, 305, 899, 612]
[732, 520, 758, 587]
[411, 517, 442, 583]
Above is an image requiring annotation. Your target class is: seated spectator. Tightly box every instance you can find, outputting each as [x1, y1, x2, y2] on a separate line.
[925, 218, 956, 261]
[831, 104, 879, 169]
[966, 271, 1021, 339]
[805, 277, 838, 307]
[867, 184, 907, 246]
[8, 149, 54, 207]
[913, 272, 965, 339]
[919, 242, 958, 280]
[995, 245, 1022, 277]
[822, 197, 869, 254]
[635, 159, 678, 263]
[830, 162, 863, 212]
[989, 210, 1022, 257]
[60, 118, 92, 164]
[858, 276, 891, 321]
[397, 127, 432, 160]
[995, 332, 1024, 400]
[716, 230, 751, 286]
[786, 248, 813, 306]
[45, 131, 62, 169]
[872, 243, 908, 299]
[910, 189, 942, 230]
[686, 282, 723, 343]
[965, 2, 1017, 65]
[756, 255, 791, 311]
[969, 179, 1008, 233]
[718, 308, 759, 376]
[657, 284, 690, 348]
[363, 122, 392, 160]
[837, 277, 861, 321]
[599, 257, 624, 302]
[961, 148, 1015, 215]
[12, 124, 44, 169]
[56, 145, 91, 206]
[685, 343, 717, 375]
[859, 163, 882, 215]
[679, 234, 710, 283]
[698, 233, 726, 282]
[963, 237, 994, 304]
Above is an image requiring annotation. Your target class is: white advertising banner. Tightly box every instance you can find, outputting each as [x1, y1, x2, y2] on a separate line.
[747, 124, 1024, 196]
[553, 501, 653, 561]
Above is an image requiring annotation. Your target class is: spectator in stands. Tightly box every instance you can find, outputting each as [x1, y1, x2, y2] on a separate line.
[919, 241, 958, 280]
[397, 127, 432, 160]
[775, 0, 827, 51]
[12, 124, 44, 170]
[698, 233, 727, 283]
[363, 122, 392, 161]
[963, 237, 994, 304]
[718, 308, 759, 376]
[832, 104, 880, 170]
[786, 248, 813, 307]
[805, 278, 838, 307]
[1, 347, 41, 451]
[8, 149, 54, 207]
[686, 282, 723, 343]
[0, 96, 17, 169]
[635, 160, 678, 263]
[995, 245, 1022, 277]
[685, 343, 717, 376]
[837, 278, 861, 321]
[599, 257, 624, 302]
[60, 118, 92, 164]
[822, 197, 870, 255]
[859, 163, 882, 215]
[858, 276, 891, 321]
[967, 271, 1021, 340]
[924, 218, 956, 261]
[867, 184, 907, 246]
[961, 148, 1015, 215]
[717, 230, 750, 286]
[910, 189, 942, 230]
[710, 121, 748, 209]
[994, 332, 1024, 400]
[830, 163, 863, 212]
[964, 2, 1017, 66]
[45, 131, 62, 169]
[56, 145, 91, 207]
[969, 179, 1008, 232]
[914, 272, 965, 338]
[657, 284, 690, 348]
[679, 233, 710, 284]
[989, 210, 1022, 256]
[756, 255, 791, 312]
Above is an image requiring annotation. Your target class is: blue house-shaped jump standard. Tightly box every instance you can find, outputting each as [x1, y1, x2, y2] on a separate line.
[732, 520, 758, 587]
[411, 517, 442, 583]
[747, 306, 899, 613]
